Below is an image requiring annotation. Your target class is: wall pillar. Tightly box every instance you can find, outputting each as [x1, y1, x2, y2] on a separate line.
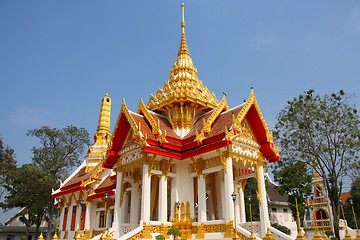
[239, 181, 246, 223]
[141, 164, 151, 223]
[158, 175, 168, 223]
[197, 174, 206, 223]
[257, 165, 269, 237]
[113, 171, 122, 238]
[235, 186, 240, 225]
[224, 157, 234, 221]
[130, 182, 140, 226]
[84, 201, 92, 230]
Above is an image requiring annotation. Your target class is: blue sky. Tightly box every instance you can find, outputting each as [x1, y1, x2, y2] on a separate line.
[1, 1, 360, 223]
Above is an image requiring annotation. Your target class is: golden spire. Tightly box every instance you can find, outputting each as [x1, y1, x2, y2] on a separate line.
[96, 93, 111, 139]
[146, 3, 219, 112]
[181, 3, 185, 33]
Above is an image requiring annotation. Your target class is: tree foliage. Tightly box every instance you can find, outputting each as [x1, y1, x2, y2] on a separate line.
[27, 125, 91, 180]
[0, 164, 50, 237]
[155, 235, 165, 240]
[167, 228, 181, 240]
[0, 135, 17, 201]
[274, 89, 360, 239]
[343, 176, 360, 229]
[244, 178, 260, 221]
[271, 160, 312, 225]
[26, 125, 90, 240]
[271, 223, 291, 235]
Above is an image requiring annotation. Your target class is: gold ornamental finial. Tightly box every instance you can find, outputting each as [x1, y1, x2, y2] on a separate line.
[181, 3, 185, 33]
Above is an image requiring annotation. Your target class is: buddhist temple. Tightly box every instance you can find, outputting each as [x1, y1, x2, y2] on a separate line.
[52, 4, 285, 240]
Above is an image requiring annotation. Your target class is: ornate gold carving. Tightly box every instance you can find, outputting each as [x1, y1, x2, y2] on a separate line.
[168, 104, 196, 130]
[138, 98, 159, 134]
[160, 159, 172, 179]
[186, 201, 191, 220]
[241, 179, 247, 192]
[224, 221, 234, 238]
[195, 128, 206, 143]
[81, 164, 104, 188]
[138, 98, 168, 144]
[146, 155, 157, 176]
[191, 158, 204, 178]
[217, 149, 227, 173]
[121, 99, 140, 138]
[63, 230, 68, 239]
[203, 94, 229, 133]
[160, 224, 170, 239]
[196, 223, 205, 238]
[142, 223, 152, 239]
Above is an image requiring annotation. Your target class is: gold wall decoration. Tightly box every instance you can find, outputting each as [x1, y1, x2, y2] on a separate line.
[217, 149, 227, 173]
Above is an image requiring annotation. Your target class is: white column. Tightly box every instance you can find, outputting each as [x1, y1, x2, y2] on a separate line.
[158, 175, 168, 223]
[235, 186, 240, 225]
[258, 165, 269, 237]
[130, 182, 140, 226]
[113, 171, 122, 238]
[224, 157, 234, 221]
[239, 181, 246, 223]
[84, 201, 92, 229]
[197, 174, 206, 223]
[141, 164, 151, 223]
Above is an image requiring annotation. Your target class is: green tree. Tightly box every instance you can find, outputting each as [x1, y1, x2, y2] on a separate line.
[271, 161, 312, 225]
[343, 176, 360, 229]
[0, 135, 17, 201]
[0, 164, 51, 238]
[167, 228, 181, 240]
[274, 89, 360, 239]
[27, 125, 90, 240]
[155, 235, 166, 240]
[244, 178, 260, 221]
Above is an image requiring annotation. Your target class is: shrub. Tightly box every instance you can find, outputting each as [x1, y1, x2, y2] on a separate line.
[271, 223, 291, 235]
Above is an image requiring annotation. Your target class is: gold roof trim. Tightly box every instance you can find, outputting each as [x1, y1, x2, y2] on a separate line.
[203, 94, 229, 133]
[81, 164, 104, 188]
[138, 98, 159, 135]
[121, 98, 140, 139]
[138, 98, 166, 144]
[146, 3, 219, 111]
[227, 89, 279, 155]
[195, 95, 228, 143]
